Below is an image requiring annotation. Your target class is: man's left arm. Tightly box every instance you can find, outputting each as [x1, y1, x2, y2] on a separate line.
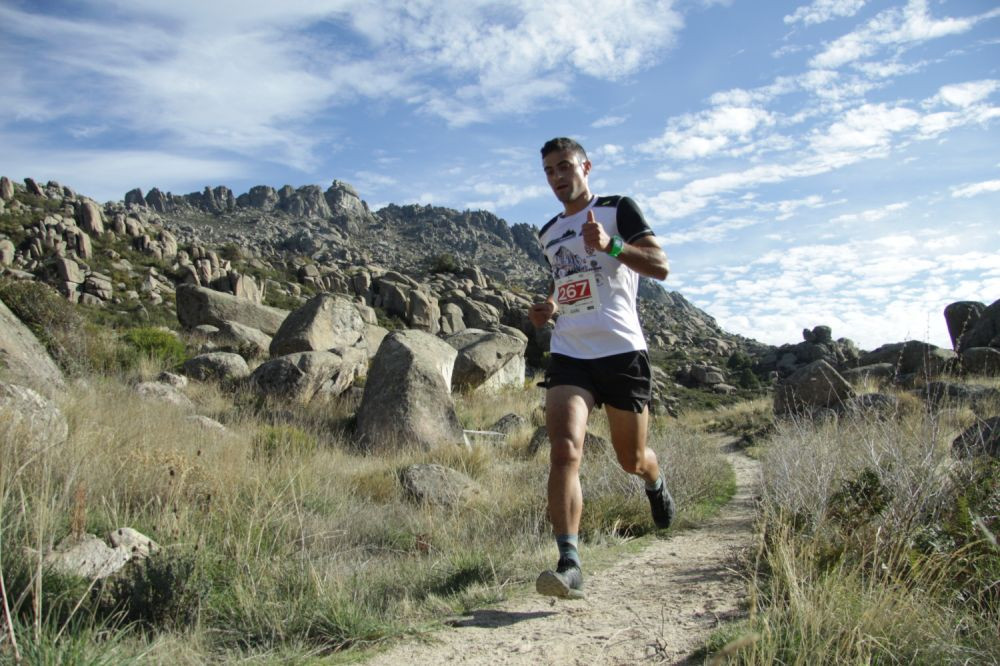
[614, 235, 669, 281]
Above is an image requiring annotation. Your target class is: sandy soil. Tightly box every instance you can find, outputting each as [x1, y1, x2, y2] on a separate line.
[365, 442, 759, 665]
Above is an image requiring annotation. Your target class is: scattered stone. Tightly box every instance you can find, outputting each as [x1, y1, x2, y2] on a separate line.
[399, 463, 481, 506]
[135, 381, 194, 409]
[183, 351, 251, 382]
[951, 416, 1000, 459]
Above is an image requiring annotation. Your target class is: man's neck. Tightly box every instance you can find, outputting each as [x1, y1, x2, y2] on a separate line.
[562, 191, 593, 217]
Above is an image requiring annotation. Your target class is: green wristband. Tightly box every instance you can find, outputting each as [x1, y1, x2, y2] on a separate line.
[608, 235, 624, 258]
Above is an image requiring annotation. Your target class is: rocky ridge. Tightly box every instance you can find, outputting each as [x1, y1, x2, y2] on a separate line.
[0, 175, 762, 374]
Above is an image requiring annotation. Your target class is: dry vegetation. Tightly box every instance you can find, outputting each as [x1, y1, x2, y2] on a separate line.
[703, 384, 1000, 665]
[0, 325, 732, 664]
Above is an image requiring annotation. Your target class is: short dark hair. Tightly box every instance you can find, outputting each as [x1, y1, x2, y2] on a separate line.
[541, 137, 588, 161]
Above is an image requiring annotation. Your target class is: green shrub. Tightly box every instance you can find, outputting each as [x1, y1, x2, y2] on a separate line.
[103, 548, 208, 631]
[252, 424, 319, 460]
[429, 252, 461, 274]
[121, 327, 187, 368]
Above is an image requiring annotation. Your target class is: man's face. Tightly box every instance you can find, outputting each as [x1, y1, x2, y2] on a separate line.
[543, 149, 591, 205]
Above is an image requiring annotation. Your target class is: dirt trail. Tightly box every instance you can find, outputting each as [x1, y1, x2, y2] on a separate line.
[366, 443, 759, 665]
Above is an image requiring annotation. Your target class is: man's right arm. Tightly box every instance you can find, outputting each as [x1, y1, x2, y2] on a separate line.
[529, 279, 557, 328]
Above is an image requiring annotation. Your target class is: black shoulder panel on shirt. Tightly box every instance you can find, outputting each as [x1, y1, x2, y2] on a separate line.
[538, 214, 560, 240]
[616, 197, 654, 243]
[594, 195, 621, 208]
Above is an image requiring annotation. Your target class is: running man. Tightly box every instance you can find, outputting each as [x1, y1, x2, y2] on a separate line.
[530, 137, 675, 599]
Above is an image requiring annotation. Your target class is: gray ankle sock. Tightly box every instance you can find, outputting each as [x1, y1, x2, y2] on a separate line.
[556, 534, 580, 567]
[645, 476, 663, 492]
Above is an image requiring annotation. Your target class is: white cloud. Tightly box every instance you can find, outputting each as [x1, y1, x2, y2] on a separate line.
[466, 183, 549, 210]
[951, 180, 1000, 198]
[934, 80, 999, 108]
[785, 0, 867, 27]
[830, 201, 909, 224]
[592, 115, 628, 128]
[637, 105, 775, 160]
[810, 0, 985, 70]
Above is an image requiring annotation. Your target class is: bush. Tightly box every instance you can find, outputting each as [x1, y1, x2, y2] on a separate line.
[429, 252, 461, 274]
[121, 327, 187, 368]
[0, 278, 123, 374]
[252, 424, 319, 460]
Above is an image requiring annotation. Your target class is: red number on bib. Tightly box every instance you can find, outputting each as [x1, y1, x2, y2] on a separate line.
[558, 279, 591, 304]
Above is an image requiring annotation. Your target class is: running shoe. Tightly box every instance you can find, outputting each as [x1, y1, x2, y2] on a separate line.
[646, 479, 675, 529]
[535, 557, 585, 599]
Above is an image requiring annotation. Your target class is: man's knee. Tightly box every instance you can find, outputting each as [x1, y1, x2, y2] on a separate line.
[615, 450, 643, 474]
[549, 436, 582, 468]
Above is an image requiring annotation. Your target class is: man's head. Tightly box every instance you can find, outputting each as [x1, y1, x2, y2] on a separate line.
[541, 137, 592, 211]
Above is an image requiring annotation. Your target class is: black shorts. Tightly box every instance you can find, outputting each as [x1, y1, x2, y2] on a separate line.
[544, 350, 652, 413]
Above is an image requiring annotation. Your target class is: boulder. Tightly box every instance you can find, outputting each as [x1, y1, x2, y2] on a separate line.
[176, 284, 289, 335]
[960, 347, 1000, 376]
[398, 464, 480, 506]
[957, 298, 1000, 352]
[951, 416, 1000, 459]
[269, 293, 364, 357]
[183, 352, 251, 382]
[45, 528, 158, 580]
[251, 349, 364, 402]
[944, 301, 985, 350]
[356, 330, 463, 451]
[0, 382, 69, 451]
[490, 413, 528, 435]
[214, 320, 272, 358]
[774, 360, 855, 416]
[913, 381, 1000, 411]
[0, 297, 66, 393]
[135, 381, 194, 409]
[446, 328, 526, 392]
[77, 200, 105, 235]
[858, 341, 956, 377]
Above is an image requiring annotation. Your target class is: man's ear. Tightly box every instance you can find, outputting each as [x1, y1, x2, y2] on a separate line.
[582, 160, 592, 176]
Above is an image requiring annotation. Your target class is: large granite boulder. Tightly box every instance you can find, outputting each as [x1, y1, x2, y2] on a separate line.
[176, 284, 288, 336]
[269, 293, 365, 357]
[960, 347, 1000, 376]
[774, 360, 856, 416]
[446, 328, 526, 392]
[251, 349, 366, 403]
[957, 298, 1000, 352]
[0, 297, 66, 393]
[944, 301, 985, 350]
[0, 382, 69, 452]
[356, 330, 463, 451]
[858, 340, 956, 377]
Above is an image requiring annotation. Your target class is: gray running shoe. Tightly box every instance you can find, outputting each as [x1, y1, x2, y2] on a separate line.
[646, 480, 675, 529]
[535, 558, 585, 599]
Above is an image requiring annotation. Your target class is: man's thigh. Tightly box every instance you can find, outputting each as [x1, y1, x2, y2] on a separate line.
[545, 384, 595, 455]
[604, 403, 650, 462]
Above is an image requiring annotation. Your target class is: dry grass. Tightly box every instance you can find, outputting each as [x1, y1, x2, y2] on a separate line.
[705, 391, 1000, 664]
[1, 366, 733, 662]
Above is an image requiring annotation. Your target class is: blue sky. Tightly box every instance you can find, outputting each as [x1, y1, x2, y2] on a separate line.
[2, 0, 999, 350]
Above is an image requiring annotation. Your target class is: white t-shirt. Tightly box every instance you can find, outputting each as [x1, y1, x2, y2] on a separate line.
[538, 195, 655, 359]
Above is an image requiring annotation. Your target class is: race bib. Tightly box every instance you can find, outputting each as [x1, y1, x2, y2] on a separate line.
[555, 273, 601, 316]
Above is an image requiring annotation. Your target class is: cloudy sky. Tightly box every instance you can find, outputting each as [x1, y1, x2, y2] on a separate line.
[2, 0, 998, 349]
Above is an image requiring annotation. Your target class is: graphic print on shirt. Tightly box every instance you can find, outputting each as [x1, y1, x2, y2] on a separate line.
[551, 245, 603, 316]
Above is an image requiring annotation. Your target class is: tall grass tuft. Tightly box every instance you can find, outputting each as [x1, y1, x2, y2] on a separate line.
[708, 397, 1000, 664]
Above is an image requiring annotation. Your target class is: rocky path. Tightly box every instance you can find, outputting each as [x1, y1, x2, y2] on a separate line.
[365, 442, 760, 665]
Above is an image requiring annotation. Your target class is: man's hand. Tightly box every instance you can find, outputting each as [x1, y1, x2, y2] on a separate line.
[582, 210, 610, 253]
[529, 300, 556, 328]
